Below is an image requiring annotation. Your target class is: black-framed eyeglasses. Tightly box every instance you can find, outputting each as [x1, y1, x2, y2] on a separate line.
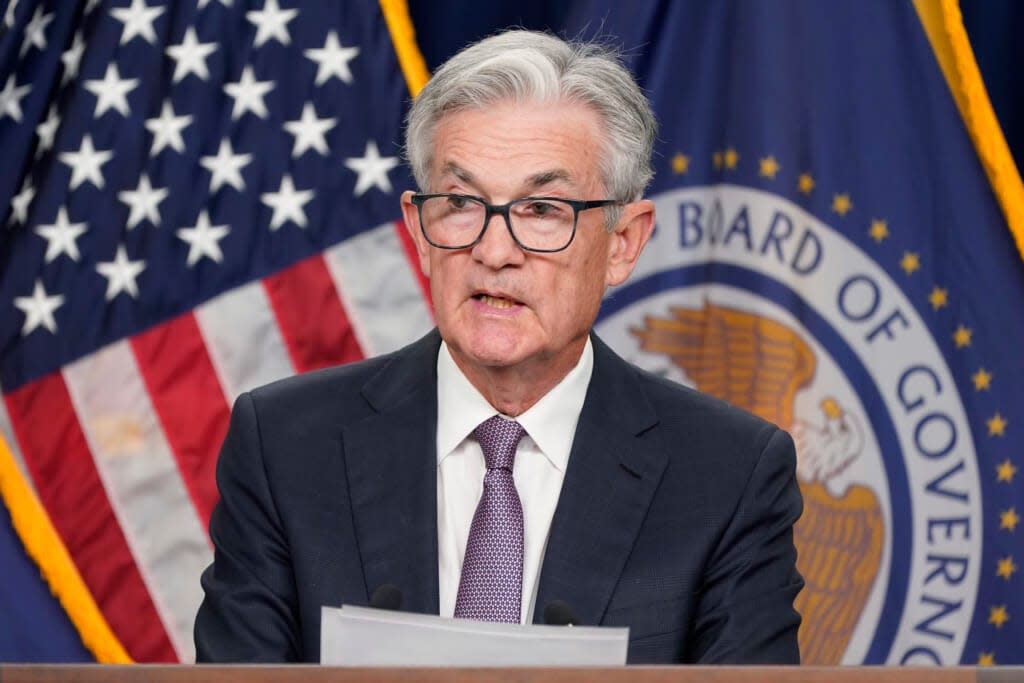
[410, 193, 622, 253]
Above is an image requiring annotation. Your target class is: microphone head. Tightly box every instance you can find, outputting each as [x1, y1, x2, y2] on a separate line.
[369, 583, 403, 611]
[543, 599, 578, 626]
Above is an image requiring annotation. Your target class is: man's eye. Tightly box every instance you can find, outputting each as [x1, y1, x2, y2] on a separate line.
[447, 196, 469, 209]
[526, 201, 559, 216]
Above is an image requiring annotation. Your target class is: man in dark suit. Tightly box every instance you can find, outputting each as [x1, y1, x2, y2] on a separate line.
[195, 29, 804, 664]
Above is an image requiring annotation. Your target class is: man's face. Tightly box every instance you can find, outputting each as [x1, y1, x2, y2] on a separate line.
[402, 99, 653, 398]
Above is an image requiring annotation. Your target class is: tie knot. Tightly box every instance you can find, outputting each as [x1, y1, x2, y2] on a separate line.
[474, 415, 525, 471]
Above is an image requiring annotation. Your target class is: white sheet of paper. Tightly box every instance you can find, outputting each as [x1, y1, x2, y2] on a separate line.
[320, 605, 629, 666]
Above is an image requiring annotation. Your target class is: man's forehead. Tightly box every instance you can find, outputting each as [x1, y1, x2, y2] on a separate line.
[440, 162, 574, 189]
[426, 99, 606, 193]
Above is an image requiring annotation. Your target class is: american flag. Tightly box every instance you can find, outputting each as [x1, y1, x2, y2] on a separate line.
[0, 0, 433, 662]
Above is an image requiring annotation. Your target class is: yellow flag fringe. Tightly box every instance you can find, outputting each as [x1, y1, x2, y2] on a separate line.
[379, 0, 430, 98]
[914, 0, 1024, 262]
[0, 434, 132, 663]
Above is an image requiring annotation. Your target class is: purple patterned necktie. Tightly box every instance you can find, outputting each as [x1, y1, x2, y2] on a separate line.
[453, 415, 526, 623]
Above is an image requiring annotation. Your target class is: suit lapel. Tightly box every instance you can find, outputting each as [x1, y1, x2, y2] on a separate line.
[342, 331, 441, 615]
[534, 335, 667, 625]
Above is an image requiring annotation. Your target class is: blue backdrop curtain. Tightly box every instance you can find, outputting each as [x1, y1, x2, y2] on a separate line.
[1, 0, 1021, 663]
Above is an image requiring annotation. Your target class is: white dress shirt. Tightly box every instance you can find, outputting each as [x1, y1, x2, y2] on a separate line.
[435, 339, 593, 624]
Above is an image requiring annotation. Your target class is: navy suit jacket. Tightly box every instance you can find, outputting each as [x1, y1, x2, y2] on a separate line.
[194, 329, 803, 663]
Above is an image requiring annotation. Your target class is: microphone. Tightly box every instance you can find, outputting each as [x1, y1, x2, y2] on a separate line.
[369, 583, 403, 611]
[543, 600, 578, 626]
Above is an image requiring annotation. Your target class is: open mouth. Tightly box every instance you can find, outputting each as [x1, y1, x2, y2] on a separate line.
[474, 293, 520, 309]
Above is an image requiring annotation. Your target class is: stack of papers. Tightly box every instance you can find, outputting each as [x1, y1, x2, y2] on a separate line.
[320, 605, 629, 666]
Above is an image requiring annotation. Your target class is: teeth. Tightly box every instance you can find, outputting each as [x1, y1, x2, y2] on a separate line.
[480, 294, 515, 309]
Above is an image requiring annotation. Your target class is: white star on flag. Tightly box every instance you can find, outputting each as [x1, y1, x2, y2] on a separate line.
[0, 74, 31, 122]
[96, 245, 146, 300]
[166, 27, 218, 83]
[283, 102, 335, 157]
[200, 139, 252, 193]
[35, 105, 61, 157]
[9, 180, 35, 226]
[14, 280, 64, 336]
[110, 0, 165, 45]
[59, 134, 113, 190]
[344, 140, 398, 197]
[20, 5, 53, 56]
[61, 33, 86, 85]
[199, 0, 233, 7]
[176, 210, 230, 266]
[35, 207, 88, 263]
[118, 174, 168, 229]
[145, 100, 192, 155]
[246, 0, 298, 48]
[83, 64, 139, 117]
[261, 175, 314, 230]
[3, 0, 18, 29]
[304, 31, 359, 85]
[223, 65, 274, 120]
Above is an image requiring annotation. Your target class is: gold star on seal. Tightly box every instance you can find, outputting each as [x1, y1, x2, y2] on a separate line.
[672, 153, 689, 174]
[996, 556, 1018, 580]
[832, 193, 852, 216]
[712, 150, 723, 170]
[972, 368, 992, 390]
[1001, 507, 1020, 531]
[900, 252, 920, 274]
[987, 413, 1007, 437]
[988, 605, 1010, 628]
[798, 173, 814, 194]
[953, 325, 972, 348]
[997, 459, 1017, 483]
[928, 287, 947, 310]
[724, 148, 739, 170]
[759, 155, 780, 179]
[978, 652, 996, 666]
[869, 219, 889, 242]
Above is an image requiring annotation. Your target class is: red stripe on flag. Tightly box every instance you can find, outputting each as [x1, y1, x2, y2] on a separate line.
[394, 218, 433, 310]
[4, 375, 177, 662]
[263, 253, 364, 372]
[131, 312, 229, 529]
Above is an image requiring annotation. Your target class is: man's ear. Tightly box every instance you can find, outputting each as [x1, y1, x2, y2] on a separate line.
[401, 190, 431, 278]
[606, 199, 655, 286]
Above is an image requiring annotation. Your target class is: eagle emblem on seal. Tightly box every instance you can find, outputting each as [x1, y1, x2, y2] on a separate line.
[631, 301, 885, 664]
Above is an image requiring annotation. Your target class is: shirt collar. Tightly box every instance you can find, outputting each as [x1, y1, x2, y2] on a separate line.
[435, 338, 594, 472]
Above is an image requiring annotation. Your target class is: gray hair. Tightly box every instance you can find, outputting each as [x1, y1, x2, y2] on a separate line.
[404, 30, 657, 210]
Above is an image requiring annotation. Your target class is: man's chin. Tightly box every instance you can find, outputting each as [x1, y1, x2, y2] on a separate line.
[447, 335, 532, 372]
[459, 345, 527, 370]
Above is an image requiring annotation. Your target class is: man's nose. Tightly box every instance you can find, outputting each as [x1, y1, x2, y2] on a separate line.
[471, 212, 526, 268]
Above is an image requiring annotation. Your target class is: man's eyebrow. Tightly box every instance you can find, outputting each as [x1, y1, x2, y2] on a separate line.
[441, 162, 474, 185]
[526, 170, 571, 189]
[439, 164, 571, 192]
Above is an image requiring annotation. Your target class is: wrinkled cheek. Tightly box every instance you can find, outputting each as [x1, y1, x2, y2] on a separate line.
[434, 311, 454, 344]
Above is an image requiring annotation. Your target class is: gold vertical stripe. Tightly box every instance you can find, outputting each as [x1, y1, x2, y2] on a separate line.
[0, 434, 132, 663]
[379, 0, 430, 97]
[913, 0, 1024, 262]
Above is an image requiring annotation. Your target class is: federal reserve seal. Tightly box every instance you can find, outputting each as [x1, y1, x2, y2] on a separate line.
[597, 185, 983, 665]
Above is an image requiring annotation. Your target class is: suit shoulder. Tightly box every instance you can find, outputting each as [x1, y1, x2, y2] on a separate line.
[625, 364, 798, 515]
[247, 353, 391, 407]
[243, 330, 439, 410]
[641, 366, 777, 429]
[590, 334, 783, 446]
[628, 365, 790, 466]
